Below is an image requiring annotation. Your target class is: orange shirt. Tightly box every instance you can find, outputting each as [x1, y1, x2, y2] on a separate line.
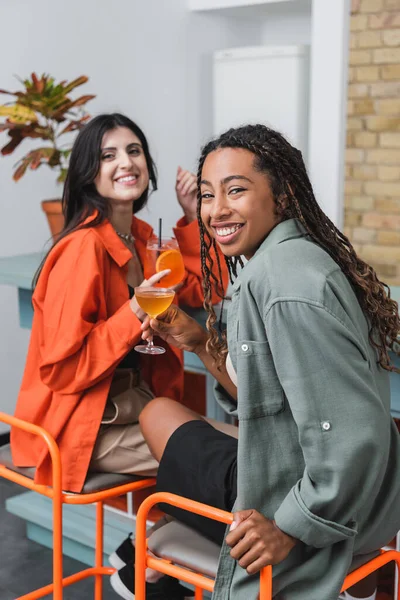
[11, 215, 228, 492]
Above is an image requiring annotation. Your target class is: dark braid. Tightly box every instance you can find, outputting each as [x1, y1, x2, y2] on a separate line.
[196, 153, 227, 361]
[225, 255, 245, 284]
[197, 124, 400, 372]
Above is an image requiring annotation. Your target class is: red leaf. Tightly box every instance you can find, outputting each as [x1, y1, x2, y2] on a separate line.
[21, 124, 53, 140]
[13, 159, 30, 181]
[27, 147, 55, 169]
[70, 94, 96, 107]
[62, 76, 89, 94]
[37, 76, 46, 94]
[29, 151, 41, 169]
[52, 95, 95, 119]
[1, 133, 23, 155]
[59, 114, 90, 134]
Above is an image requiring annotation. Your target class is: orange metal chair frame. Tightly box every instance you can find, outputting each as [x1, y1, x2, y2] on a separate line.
[135, 491, 272, 600]
[0, 412, 156, 600]
[134, 491, 400, 600]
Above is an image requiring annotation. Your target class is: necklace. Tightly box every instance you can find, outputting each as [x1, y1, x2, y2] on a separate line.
[116, 230, 135, 244]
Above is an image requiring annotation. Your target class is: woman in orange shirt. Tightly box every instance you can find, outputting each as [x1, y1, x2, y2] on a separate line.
[11, 113, 229, 600]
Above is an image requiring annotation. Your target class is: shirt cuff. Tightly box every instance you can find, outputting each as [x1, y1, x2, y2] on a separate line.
[214, 382, 238, 417]
[175, 216, 191, 228]
[173, 219, 200, 253]
[108, 301, 143, 346]
[274, 480, 358, 548]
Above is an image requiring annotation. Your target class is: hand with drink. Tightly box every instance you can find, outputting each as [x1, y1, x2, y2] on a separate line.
[129, 269, 175, 355]
[134, 287, 176, 354]
[129, 269, 171, 322]
[140, 305, 208, 355]
[133, 220, 188, 354]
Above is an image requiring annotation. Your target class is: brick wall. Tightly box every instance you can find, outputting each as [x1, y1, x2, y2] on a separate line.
[345, 0, 400, 285]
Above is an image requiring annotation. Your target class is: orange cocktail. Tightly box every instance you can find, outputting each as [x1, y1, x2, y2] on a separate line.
[135, 288, 175, 319]
[134, 287, 175, 355]
[145, 238, 185, 288]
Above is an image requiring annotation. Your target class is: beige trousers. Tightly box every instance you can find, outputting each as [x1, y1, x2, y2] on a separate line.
[89, 372, 238, 477]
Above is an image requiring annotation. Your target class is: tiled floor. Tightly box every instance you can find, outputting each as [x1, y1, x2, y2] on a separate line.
[0, 479, 121, 599]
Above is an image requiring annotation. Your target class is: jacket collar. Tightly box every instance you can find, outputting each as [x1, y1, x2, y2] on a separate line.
[231, 219, 308, 292]
[84, 212, 154, 268]
[255, 218, 308, 255]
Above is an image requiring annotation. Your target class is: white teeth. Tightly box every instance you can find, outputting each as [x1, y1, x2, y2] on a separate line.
[117, 175, 137, 183]
[216, 224, 242, 237]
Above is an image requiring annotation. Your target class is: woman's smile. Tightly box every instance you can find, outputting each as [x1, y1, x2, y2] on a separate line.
[212, 222, 245, 245]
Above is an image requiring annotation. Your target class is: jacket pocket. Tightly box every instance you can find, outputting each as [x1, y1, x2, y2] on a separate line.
[236, 339, 285, 419]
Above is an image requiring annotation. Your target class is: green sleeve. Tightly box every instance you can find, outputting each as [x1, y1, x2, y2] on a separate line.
[214, 382, 238, 417]
[267, 299, 385, 548]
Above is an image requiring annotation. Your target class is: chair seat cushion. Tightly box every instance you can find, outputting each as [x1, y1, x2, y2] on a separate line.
[148, 521, 221, 578]
[0, 443, 150, 493]
[81, 471, 147, 494]
[0, 444, 35, 478]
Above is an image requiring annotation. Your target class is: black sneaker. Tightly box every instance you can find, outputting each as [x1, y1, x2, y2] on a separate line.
[109, 533, 135, 570]
[110, 563, 194, 600]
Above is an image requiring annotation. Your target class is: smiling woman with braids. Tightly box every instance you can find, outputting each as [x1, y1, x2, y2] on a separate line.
[139, 124, 400, 600]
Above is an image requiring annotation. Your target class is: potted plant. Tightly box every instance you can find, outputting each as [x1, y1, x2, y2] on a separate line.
[0, 73, 95, 238]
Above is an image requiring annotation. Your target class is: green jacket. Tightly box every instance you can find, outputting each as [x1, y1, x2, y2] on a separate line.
[213, 219, 400, 600]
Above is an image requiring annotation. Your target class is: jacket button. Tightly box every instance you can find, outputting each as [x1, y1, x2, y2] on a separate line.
[321, 421, 331, 431]
[241, 344, 249, 352]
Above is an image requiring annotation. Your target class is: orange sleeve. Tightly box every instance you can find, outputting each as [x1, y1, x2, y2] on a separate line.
[173, 217, 229, 307]
[37, 233, 142, 394]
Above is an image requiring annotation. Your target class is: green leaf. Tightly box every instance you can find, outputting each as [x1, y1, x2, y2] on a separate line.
[57, 168, 68, 183]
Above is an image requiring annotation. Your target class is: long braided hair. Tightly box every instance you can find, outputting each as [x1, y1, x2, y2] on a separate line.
[197, 124, 400, 372]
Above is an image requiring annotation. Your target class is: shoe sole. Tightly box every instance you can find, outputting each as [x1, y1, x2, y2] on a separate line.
[109, 551, 127, 571]
[110, 571, 135, 600]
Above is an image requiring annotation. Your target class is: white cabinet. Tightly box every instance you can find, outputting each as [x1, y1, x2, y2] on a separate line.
[213, 45, 309, 158]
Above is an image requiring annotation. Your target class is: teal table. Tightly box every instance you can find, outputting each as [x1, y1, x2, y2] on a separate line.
[0, 252, 42, 328]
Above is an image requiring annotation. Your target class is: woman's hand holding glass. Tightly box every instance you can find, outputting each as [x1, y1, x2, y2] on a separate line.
[141, 305, 208, 355]
[129, 269, 171, 321]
